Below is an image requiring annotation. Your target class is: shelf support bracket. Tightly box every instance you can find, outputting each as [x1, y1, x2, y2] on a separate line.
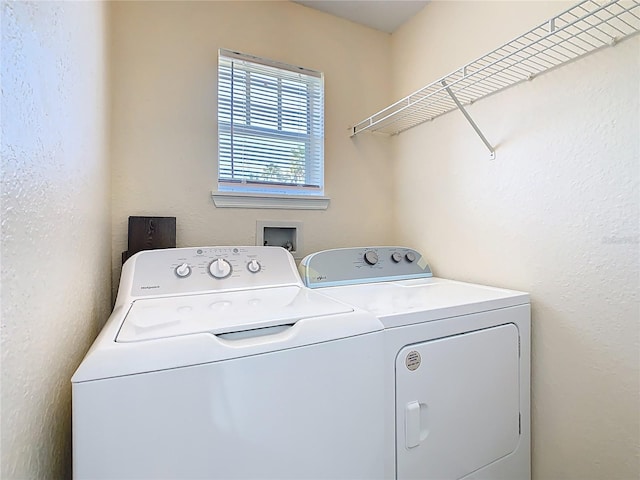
[441, 80, 495, 159]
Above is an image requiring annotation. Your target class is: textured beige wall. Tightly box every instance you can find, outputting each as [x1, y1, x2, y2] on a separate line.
[0, 1, 111, 478]
[391, 2, 639, 479]
[109, 0, 393, 298]
[391, 1, 565, 100]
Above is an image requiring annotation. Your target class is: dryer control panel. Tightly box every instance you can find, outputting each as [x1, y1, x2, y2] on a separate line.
[299, 246, 432, 288]
[121, 246, 300, 299]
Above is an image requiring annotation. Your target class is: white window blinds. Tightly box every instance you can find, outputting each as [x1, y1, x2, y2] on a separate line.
[218, 50, 324, 195]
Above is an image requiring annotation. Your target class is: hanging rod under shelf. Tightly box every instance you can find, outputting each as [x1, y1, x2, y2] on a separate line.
[351, 0, 640, 138]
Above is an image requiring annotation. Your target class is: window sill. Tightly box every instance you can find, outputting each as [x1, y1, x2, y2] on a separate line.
[211, 191, 330, 210]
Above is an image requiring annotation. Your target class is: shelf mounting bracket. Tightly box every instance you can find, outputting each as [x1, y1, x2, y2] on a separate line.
[441, 80, 495, 159]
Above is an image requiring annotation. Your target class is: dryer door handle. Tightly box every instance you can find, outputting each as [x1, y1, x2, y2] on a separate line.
[405, 401, 429, 449]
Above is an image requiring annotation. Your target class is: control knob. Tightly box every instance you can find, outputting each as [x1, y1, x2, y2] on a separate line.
[391, 252, 402, 263]
[175, 263, 191, 278]
[364, 251, 379, 265]
[247, 259, 261, 273]
[209, 258, 232, 279]
[405, 252, 416, 263]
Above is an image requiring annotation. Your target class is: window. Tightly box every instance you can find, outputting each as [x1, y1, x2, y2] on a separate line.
[216, 49, 325, 201]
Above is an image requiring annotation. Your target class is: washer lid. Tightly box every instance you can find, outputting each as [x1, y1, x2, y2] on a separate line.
[116, 286, 353, 342]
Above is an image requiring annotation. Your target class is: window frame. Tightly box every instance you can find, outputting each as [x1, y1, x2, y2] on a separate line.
[213, 49, 329, 209]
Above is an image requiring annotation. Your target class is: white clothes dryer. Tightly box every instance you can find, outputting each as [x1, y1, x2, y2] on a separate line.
[72, 246, 385, 479]
[299, 246, 531, 480]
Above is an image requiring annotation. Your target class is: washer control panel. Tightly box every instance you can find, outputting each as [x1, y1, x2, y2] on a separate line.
[127, 246, 298, 297]
[299, 246, 432, 288]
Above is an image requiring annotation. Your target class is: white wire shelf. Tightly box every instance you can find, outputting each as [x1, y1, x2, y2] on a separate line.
[351, 0, 640, 139]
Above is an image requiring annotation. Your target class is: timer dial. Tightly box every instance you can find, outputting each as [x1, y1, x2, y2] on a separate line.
[364, 251, 379, 266]
[209, 258, 232, 279]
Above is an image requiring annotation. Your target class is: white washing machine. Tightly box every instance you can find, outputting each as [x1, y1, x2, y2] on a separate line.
[299, 247, 531, 480]
[72, 246, 386, 479]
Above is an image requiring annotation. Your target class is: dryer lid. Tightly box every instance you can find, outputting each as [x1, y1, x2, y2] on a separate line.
[116, 285, 353, 342]
[321, 278, 529, 327]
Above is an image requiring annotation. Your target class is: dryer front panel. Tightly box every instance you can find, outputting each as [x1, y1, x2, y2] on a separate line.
[395, 323, 520, 479]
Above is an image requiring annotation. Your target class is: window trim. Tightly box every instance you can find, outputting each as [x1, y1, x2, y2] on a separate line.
[211, 191, 330, 210]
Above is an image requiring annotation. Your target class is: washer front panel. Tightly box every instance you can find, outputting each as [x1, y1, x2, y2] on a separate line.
[74, 326, 386, 479]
